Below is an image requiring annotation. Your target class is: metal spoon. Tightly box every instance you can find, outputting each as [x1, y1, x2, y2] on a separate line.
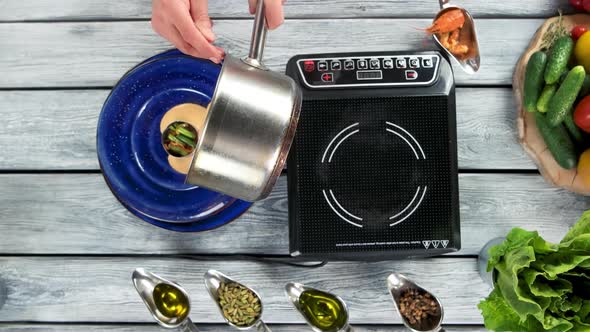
[204, 269, 272, 332]
[432, 0, 481, 74]
[386, 272, 444, 332]
[132, 268, 200, 332]
[285, 282, 354, 332]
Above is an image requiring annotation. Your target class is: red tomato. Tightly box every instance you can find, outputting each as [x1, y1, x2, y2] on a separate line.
[584, 0, 590, 11]
[574, 0, 587, 10]
[572, 26, 588, 40]
[574, 96, 590, 133]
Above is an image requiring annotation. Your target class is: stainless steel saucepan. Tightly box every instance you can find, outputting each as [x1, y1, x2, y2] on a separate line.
[186, 0, 302, 202]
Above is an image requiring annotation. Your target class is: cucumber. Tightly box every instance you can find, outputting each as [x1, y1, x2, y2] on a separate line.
[544, 36, 574, 85]
[524, 51, 548, 112]
[581, 75, 590, 98]
[559, 71, 569, 84]
[547, 66, 587, 127]
[535, 112, 577, 169]
[537, 84, 557, 113]
[564, 107, 584, 144]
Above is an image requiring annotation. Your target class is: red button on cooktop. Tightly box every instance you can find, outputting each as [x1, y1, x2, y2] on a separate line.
[405, 70, 418, 80]
[321, 73, 334, 82]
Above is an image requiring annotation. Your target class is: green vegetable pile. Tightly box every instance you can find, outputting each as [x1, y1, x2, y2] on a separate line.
[478, 212, 590, 331]
[523, 17, 590, 171]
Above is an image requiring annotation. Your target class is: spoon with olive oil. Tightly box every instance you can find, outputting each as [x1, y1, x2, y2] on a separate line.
[285, 283, 353, 332]
[132, 268, 200, 331]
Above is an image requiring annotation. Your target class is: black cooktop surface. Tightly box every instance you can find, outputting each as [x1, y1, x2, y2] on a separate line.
[286, 51, 460, 260]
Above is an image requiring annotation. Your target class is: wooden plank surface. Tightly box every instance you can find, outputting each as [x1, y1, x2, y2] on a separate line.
[0, 257, 490, 323]
[0, 88, 533, 170]
[0, 324, 488, 332]
[0, 0, 571, 21]
[0, 173, 586, 256]
[0, 0, 574, 329]
[0, 19, 542, 87]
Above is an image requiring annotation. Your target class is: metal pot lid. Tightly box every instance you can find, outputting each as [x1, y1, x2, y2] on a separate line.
[97, 50, 252, 232]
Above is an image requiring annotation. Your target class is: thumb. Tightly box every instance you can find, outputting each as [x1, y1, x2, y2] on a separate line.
[190, 0, 216, 42]
[263, 0, 284, 30]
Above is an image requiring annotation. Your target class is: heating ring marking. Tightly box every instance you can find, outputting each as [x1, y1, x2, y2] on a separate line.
[385, 122, 426, 159]
[329, 189, 363, 221]
[329, 129, 359, 162]
[389, 186, 421, 220]
[322, 123, 359, 163]
[389, 186, 427, 227]
[322, 189, 363, 228]
[386, 128, 419, 160]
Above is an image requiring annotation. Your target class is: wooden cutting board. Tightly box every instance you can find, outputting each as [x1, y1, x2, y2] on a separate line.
[514, 14, 590, 195]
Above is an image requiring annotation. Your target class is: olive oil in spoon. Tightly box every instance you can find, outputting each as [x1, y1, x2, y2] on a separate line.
[299, 289, 348, 331]
[132, 268, 199, 331]
[153, 283, 190, 320]
[285, 283, 353, 332]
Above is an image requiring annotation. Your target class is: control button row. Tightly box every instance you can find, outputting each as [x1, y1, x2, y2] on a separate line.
[312, 57, 435, 72]
[318, 70, 419, 84]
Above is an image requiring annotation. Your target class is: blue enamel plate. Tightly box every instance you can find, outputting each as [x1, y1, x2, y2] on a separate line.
[97, 50, 252, 232]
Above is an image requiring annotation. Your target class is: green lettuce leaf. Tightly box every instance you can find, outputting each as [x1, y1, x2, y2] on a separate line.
[562, 211, 590, 244]
[578, 301, 590, 322]
[570, 315, 590, 332]
[548, 295, 583, 315]
[479, 288, 544, 332]
[523, 269, 572, 298]
[535, 254, 590, 278]
[481, 211, 590, 332]
[539, 313, 573, 332]
[495, 246, 549, 322]
[487, 228, 557, 271]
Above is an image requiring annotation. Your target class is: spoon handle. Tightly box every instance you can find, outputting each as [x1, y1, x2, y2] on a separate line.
[179, 319, 200, 332]
[255, 320, 273, 332]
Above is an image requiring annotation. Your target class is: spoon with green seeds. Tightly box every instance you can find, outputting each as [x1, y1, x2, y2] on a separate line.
[204, 270, 271, 331]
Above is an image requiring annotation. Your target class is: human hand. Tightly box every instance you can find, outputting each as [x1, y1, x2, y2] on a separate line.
[151, 0, 224, 63]
[248, 0, 286, 30]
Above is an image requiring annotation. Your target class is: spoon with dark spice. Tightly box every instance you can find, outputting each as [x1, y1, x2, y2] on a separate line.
[204, 270, 271, 331]
[386, 272, 444, 332]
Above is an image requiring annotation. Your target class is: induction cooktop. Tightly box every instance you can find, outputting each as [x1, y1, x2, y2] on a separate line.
[286, 51, 460, 260]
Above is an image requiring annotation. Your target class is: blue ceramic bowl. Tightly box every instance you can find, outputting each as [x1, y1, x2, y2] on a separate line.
[97, 50, 252, 232]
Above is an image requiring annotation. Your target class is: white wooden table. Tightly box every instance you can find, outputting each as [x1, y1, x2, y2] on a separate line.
[0, 1, 588, 331]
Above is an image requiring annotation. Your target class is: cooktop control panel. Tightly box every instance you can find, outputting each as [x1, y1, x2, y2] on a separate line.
[296, 53, 441, 88]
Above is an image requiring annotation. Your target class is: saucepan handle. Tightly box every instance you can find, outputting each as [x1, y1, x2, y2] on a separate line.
[439, 0, 451, 9]
[247, 0, 268, 66]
